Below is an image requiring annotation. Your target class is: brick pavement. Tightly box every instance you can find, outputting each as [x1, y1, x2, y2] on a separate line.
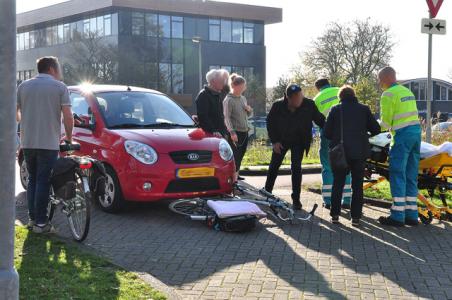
[15, 188, 452, 300]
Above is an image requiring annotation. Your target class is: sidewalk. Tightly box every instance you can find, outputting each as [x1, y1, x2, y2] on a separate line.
[241, 164, 322, 176]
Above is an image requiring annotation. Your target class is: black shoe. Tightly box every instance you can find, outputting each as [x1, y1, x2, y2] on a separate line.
[324, 203, 331, 210]
[351, 219, 360, 227]
[331, 216, 340, 224]
[292, 202, 302, 211]
[237, 176, 245, 181]
[405, 219, 419, 226]
[341, 203, 351, 210]
[378, 216, 404, 227]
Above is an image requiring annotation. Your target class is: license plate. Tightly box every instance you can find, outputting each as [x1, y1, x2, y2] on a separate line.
[177, 167, 215, 178]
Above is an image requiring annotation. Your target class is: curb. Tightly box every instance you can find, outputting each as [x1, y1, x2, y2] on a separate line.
[241, 165, 322, 176]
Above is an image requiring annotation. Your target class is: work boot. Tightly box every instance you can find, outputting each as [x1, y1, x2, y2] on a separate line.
[405, 219, 419, 226]
[331, 216, 340, 224]
[378, 216, 404, 227]
[351, 219, 360, 227]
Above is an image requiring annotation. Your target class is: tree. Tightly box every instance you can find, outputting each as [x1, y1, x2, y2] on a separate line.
[244, 74, 267, 116]
[301, 19, 393, 84]
[353, 77, 380, 113]
[62, 31, 119, 85]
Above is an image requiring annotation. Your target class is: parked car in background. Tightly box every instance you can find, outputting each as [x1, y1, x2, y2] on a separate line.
[18, 85, 236, 212]
[432, 121, 452, 133]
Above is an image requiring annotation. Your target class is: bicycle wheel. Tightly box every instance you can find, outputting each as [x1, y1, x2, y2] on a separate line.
[169, 198, 214, 220]
[66, 171, 91, 242]
[47, 196, 56, 222]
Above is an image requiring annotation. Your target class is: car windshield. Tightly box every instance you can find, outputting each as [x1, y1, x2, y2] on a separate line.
[95, 92, 195, 129]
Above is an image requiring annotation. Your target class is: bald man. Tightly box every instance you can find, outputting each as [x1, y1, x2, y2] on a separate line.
[377, 66, 421, 227]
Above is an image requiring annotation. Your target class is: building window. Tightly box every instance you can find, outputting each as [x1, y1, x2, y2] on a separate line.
[159, 15, 171, 38]
[232, 21, 243, 43]
[411, 82, 419, 100]
[221, 65, 232, 73]
[29, 31, 36, 48]
[209, 65, 220, 70]
[97, 16, 105, 36]
[83, 19, 90, 37]
[57, 24, 64, 44]
[145, 13, 158, 37]
[104, 15, 112, 36]
[172, 64, 184, 94]
[172, 39, 184, 64]
[159, 63, 172, 93]
[171, 16, 183, 39]
[244, 22, 254, 44]
[419, 81, 426, 101]
[63, 23, 71, 42]
[221, 19, 231, 42]
[440, 86, 447, 100]
[132, 12, 145, 36]
[146, 62, 158, 89]
[18, 33, 24, 50]
[209, 19, 220, 41]
[448, 88, 452, 101]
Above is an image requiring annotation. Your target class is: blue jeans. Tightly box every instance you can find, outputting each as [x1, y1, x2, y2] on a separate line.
[389, 125, 422, 223]
[23, 149, 58, 224]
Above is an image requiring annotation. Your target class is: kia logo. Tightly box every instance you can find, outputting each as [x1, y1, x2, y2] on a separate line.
[187, 153, 199, 161]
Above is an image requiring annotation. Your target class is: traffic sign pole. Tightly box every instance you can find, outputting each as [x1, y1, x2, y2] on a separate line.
[0, 0, 19, 299]
[426, 27, 433, 143]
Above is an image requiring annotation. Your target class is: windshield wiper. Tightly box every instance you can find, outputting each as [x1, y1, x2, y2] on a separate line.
[143, 122, 195, 128]
[109, 123, 146, 129]
[109, 122, 194, 129]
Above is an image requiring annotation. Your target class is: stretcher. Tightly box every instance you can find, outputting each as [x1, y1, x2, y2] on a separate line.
[364, 133, 452, 224]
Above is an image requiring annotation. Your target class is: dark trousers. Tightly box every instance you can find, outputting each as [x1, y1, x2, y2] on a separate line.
[229, 131, 249, 172]
[265, 145, 304, 203]
[23, 149, 58, 224]
[331, 159, 365, 219]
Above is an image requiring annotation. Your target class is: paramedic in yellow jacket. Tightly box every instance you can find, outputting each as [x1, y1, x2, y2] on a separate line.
[377, 67, 421, 227]
[314, 78, 351, 210]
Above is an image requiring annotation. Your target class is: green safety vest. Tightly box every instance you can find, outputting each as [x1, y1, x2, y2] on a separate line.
[314, 86, 340, 117]
[380, 83, 420, 135]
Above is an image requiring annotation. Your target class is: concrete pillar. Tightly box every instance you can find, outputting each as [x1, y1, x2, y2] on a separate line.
[0, 0, 20, 299]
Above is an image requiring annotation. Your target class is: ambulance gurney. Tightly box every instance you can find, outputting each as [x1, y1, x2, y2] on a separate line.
[364, 133, 452, 224]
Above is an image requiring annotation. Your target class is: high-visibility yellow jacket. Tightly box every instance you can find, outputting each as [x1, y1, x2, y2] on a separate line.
[380, 83, 420, 135]
[314, 86, 340, 117]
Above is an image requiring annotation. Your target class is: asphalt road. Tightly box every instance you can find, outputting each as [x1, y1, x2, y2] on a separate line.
[243, 174, 322, 196]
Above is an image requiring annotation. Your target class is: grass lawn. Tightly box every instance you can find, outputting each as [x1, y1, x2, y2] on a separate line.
[242, 139, 321, 167]
[15, 226, 166, 300]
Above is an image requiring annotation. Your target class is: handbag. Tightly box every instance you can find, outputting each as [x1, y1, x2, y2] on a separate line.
[328, 105, 349, 171]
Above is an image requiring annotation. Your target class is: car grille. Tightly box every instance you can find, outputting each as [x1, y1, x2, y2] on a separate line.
[165, 178, 220, 193]
[169, 150, 212, 164]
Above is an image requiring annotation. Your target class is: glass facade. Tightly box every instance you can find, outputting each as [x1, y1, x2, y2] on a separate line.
[406, 80, 452, 101]
[17, 13, 116, 51]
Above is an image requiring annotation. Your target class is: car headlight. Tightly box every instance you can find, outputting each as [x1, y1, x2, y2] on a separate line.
[124, 140, 158, 165]
[219, 139, 233, 161]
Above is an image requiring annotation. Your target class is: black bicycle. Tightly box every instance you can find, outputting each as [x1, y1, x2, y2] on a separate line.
[170, 181, 318, 225]
[47, 142, 93, 242]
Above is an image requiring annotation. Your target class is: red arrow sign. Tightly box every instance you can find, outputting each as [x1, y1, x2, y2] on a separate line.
[427, 0, 444, 18]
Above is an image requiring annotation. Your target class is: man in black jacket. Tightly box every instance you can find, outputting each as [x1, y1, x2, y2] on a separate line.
[265, 84, 325, 209]
[195, 69, 228, 138]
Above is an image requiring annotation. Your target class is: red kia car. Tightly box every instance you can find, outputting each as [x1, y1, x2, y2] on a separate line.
[18, 85, 235, 212]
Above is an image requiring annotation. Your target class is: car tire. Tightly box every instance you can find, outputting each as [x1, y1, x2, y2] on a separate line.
[97, 165, 126, 213]
[19, 157, 28, 190]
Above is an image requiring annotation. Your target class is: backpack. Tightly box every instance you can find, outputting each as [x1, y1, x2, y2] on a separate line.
[208, 214, 257, 232]
[50, 157, 78, 199]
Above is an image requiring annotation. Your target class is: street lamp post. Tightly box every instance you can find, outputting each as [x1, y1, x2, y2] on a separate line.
[192, 36, 203, 91]
[0, 0, 20, 299]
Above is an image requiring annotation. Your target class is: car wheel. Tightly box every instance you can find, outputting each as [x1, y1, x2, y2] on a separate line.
[19, 158, 28, 190]
[98, 165, 125, 213]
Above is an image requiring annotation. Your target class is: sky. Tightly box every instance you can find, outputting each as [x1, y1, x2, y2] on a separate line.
[17, 0, 452, 87]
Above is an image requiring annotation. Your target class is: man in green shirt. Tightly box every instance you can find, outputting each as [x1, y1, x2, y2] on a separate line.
[314, 79, 351, 210]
